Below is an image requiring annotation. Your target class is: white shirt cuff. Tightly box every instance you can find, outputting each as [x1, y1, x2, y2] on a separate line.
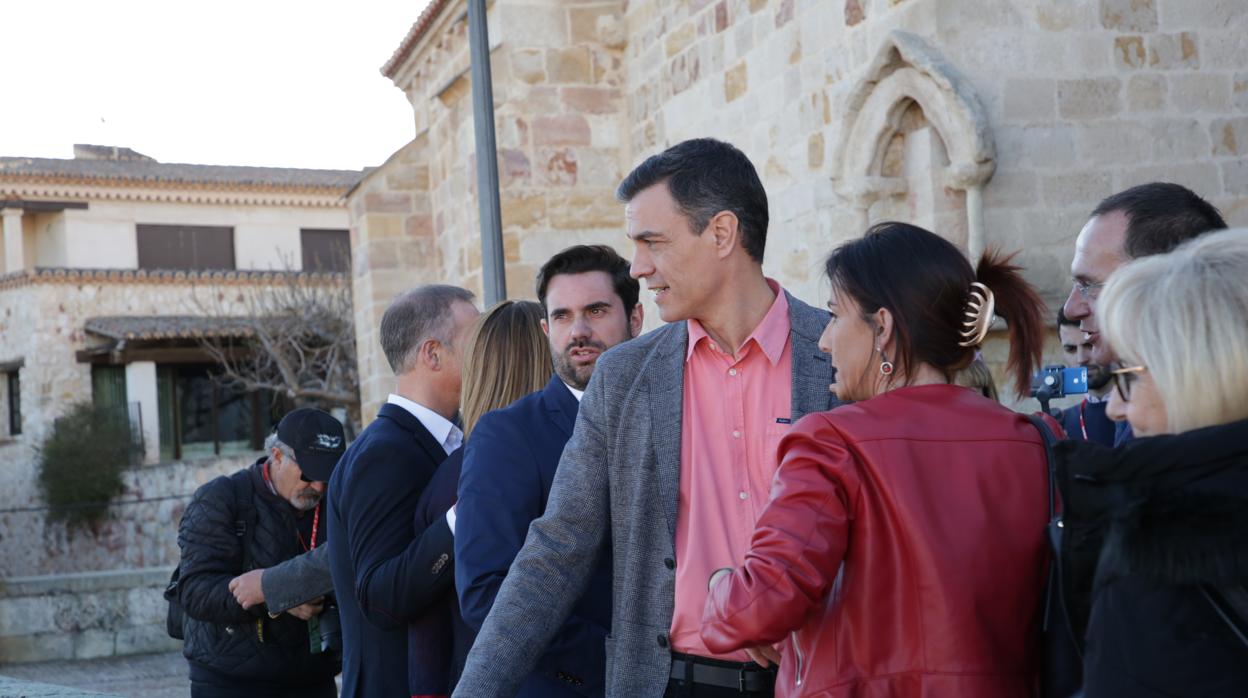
[446, 506, 456, 535]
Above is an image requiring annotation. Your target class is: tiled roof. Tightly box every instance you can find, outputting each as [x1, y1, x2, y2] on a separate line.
[0, 267, 348, 291]
[0, 153, 365, 191]
[381, 0, 454, 80]
[84, 315, 257, 342]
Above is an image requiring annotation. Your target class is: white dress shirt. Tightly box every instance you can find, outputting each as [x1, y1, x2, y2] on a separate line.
[386, 394, 463, 455]
[564, 383, 584, 402]
[388, 394, 464, 536]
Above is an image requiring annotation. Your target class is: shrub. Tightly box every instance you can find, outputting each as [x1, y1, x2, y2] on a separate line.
[38, 402, 140, 527]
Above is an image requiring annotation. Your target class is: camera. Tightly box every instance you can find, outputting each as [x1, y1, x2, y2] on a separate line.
[318, 601, 342, 654]
[1031, 365, 1088, 416]
[1030, 365, 1089, 399]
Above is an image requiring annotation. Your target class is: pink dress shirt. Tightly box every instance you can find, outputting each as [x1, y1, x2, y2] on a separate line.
[670, 281, 794, 659]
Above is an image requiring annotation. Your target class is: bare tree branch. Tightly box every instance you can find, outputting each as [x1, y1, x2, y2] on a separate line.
[188, 266, 360, 431]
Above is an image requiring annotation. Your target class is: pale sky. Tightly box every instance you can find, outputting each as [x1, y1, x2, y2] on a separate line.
[0, 0, 434, 171]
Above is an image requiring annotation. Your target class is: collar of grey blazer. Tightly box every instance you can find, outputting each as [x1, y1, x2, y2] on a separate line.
[642, 290, 836, 542]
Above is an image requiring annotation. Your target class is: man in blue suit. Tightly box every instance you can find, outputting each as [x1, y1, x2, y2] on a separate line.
[327, 284, 479, 698]
[455, 245, 643, 696]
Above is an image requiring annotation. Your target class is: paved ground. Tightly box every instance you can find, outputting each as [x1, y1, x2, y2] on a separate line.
[0, 652, 188, 698]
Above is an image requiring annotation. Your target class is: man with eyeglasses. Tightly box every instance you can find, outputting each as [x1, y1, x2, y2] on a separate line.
[1050, 183, 1229, 695]
[176, 407, 347, 698]
[1062, 182, 1226, 445]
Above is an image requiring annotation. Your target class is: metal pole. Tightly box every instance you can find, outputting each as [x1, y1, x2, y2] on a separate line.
[467, 0, 506, 304]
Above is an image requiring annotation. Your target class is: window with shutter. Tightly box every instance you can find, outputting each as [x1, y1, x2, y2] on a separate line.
[136, 225, 235, 270]
[300, 228, 350, 272]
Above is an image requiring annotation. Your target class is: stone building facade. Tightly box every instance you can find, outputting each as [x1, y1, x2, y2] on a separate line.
[0, 145, 360, 580]
[350, 0, 1248, 420]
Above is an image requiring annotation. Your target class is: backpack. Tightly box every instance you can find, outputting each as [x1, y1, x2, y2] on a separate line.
[165, 470, 258, 640]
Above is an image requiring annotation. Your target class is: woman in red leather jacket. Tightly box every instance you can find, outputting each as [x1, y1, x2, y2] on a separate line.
[701, 222, 1052, 697]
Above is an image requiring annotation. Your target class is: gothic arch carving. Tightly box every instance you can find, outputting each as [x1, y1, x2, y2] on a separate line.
[832, 31, 995, 258]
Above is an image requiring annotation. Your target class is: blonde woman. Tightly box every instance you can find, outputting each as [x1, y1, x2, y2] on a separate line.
[458, 300, 553, 436]
[407, 299, 552, 696]
[955, 356, 1000, 402]
[1054, 228, 1248, 697]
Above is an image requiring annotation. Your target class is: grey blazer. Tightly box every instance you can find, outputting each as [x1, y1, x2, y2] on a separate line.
[454, 292, 836, 697]
[261, 544, 334, 613]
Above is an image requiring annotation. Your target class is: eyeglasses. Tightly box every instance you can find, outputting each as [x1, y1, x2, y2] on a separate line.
[1110, 364, 1147, 402]
[1071, 279, 1106, 301]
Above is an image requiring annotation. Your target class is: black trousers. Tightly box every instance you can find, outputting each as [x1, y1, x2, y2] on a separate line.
[190, 679, 337, 698]
[664, 653, 777, 697]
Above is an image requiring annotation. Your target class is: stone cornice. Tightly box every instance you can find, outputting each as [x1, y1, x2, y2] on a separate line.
[0, 267, 348, 291]
[382, 0, 455, 81]
[0, 177, 348, 209]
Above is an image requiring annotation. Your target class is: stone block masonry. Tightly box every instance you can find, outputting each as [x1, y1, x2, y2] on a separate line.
[0, 568, 177, 665]
[356, 0, 1248, 413]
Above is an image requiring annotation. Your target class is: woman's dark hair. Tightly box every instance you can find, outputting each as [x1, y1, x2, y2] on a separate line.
[824, 222, 1046, 396]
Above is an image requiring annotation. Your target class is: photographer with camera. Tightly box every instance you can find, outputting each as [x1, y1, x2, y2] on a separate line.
[176, 407, 345, 698]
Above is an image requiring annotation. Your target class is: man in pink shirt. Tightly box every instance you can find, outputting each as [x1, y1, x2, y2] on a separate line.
[456, 138, 837, 698]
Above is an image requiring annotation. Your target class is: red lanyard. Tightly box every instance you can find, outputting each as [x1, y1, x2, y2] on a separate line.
[1078, 399, 1089, 441]
[299, 506, 320, 552]
[263, 461, 319, 552]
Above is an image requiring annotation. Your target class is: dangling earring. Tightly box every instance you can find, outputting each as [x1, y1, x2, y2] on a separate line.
[878, 347, 894, 376]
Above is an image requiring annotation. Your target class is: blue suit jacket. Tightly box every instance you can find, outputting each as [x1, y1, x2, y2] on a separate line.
[456, 375, 611, 697]
[327, 403, 451, 698]
[409, 448, 474, 695]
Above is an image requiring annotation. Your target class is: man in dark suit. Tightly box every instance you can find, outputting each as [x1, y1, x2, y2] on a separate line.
[326, 284, 479, 698]
[1056, 309, 1115, 447]
[455, 245, 643, 697]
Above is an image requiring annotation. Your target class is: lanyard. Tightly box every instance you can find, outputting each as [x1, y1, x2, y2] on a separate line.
[1078, 399, 1089, 441]
[262, 461, 319, 552]
[298, 506, 320, 552]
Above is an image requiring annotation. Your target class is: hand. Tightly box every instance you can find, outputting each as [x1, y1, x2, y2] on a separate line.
[228, 569, 266, 609]
[745, 644, 782, 668]
[286, 597, 325, 621]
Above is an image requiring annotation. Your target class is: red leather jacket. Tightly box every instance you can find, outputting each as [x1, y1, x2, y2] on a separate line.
[702, 385, 1050, 697]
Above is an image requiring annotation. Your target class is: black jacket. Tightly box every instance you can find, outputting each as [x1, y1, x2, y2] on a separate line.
[1055, 419, 1248, 697]
[177, 459, 338, 688]
[326, 402, 453, 698]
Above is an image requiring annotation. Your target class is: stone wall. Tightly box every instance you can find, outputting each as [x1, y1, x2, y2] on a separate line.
[355, 0, 1248, 407]
[0, 568, 178, 665]
[0, 455, 246, 579]
[0, 273, 311, 578]
[621, 0, 1248, 308]
[352, 0, 632, 421]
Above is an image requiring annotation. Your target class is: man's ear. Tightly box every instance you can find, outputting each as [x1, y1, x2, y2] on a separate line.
[418, 338, 441, 371]
[707, 210, 740, 260]
[540, 318, 551, 338]
[628, 304, 644, 338]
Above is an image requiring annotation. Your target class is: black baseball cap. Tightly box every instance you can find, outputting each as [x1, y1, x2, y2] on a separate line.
[276, 408, 346, 482]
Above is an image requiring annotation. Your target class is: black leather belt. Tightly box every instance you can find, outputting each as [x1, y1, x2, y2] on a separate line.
[669, 653, 776, 693]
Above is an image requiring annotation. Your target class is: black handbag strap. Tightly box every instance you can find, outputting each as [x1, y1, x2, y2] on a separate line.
[1026, 413, 1059, 524]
